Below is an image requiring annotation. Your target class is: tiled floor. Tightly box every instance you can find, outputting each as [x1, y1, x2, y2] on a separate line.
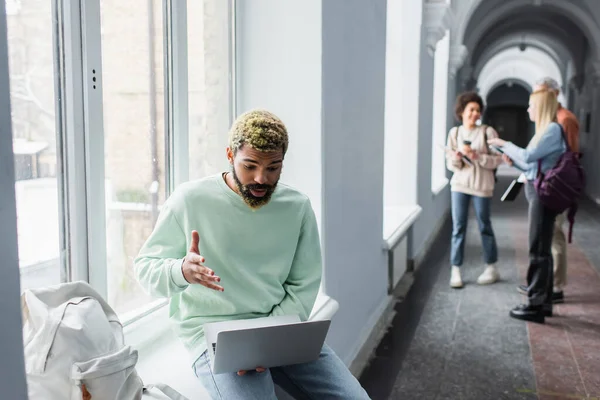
[513, 210, 600, 400]
[359, 176, 600, 400]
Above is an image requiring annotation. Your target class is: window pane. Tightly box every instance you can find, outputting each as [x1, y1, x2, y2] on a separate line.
[188, 0, 231, 180]
[100, 1, 166, 315]
[7, 0, 63, 291]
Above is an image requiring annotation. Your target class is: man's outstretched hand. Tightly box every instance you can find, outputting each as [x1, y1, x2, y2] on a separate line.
[237, 367, 266, 376]
[182, 230, 224, 291]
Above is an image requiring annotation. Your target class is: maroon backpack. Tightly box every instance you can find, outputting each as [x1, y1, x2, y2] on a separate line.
[535, 125, 585, 243]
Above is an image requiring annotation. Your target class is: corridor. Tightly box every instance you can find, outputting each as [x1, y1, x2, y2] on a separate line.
[360, 174, 600, 400]
[3, 0, 600, 399]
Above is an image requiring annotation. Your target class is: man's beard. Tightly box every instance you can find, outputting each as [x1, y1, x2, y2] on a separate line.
[231, 167, 278, 209]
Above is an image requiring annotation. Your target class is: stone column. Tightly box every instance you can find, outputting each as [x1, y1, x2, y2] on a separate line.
[422, 0, 453, 57]
[449, 44, 468, 81]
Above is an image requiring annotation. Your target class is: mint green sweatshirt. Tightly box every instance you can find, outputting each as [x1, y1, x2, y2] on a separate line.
[134, 174, 322, 364]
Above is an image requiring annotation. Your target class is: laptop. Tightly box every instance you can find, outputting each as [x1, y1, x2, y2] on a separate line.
[204, 315, 331, 374]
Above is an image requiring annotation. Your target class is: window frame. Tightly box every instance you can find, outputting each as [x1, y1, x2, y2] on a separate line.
[382, 0, 423, 245]
[431, 31, 451, 195]
[8, 0, 236, 342]
[55, 0, 237, 328]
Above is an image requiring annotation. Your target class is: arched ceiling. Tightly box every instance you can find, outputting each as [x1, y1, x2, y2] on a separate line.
[454, 0, 600, 84]
[473, 32, 571, 80]
[477, 47, 563, 103]
[489, 79, 532, 97]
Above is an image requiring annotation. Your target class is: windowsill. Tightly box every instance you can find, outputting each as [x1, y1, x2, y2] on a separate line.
[123, 300, 171, 351]
[383, 204, 423, 250]
[431, 177, 449, 196]
[309, 292, 339, 321]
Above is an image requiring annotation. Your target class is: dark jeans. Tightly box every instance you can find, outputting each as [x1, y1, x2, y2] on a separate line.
[450, 191, 498, 267]
[524, 182, 558, 306]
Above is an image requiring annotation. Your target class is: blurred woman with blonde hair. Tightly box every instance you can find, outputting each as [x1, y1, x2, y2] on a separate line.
[489, 88, 567, 323]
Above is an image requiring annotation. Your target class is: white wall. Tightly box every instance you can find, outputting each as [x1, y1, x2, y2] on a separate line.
[0, 6, 29, 398]
[236, 0, 394, 365]
[321, 0, 389, 363]
[235, 0, 323, 227]
[576, 66, 600, 202]
[412, 8, 452, 260]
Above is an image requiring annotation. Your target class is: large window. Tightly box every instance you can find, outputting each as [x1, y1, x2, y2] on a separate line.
[7, 0, 64, 291]
[431, 32, 450, 194]
[100, 1, 167, 315]
[7, 0, 234, 325]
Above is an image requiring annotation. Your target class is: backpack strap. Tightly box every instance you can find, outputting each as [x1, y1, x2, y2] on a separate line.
[481, 125, 491, 155]
[557, 123, 571, 152]
[453, 126, 460, 146]
[143, 383, 190, 400]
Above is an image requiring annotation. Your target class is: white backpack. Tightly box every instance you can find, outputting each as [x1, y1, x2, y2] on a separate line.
[21, 281, 189, 400]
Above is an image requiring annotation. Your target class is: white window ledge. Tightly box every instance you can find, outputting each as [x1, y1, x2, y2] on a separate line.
[308, 292, 339, 321]
[431, 177, 449, 196]
[383, 204, 423, 250]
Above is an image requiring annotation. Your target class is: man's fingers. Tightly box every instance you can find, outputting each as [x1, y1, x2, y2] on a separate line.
[193, 264, 214, 277]
[186, 253, 205, 265]
[200, 280, 225, 292]
[189, 230, 201, 254]
[236, 368, 265, 376]
[197, 272, 221, 283]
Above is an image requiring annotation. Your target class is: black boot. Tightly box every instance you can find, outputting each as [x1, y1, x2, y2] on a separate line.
[509, 304, 545, 323]
[552, 291, 564, 304]
[543, 303, 552, 317]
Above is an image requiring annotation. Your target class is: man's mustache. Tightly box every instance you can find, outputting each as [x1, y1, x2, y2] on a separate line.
[245, 184, 272, 191]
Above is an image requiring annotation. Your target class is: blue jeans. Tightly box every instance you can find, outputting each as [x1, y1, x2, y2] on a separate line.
[451, 191, 498, 267]
[193, 344, 370, 399]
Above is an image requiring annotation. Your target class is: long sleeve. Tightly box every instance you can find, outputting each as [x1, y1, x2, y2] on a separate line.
[477, 127, 504, 170]
[562, 117, 580, 152]
[446, 127, 463, 172]
[502, 123, 563, 165]
[134, 201, 189, 298]
[270, 199, 322, 321]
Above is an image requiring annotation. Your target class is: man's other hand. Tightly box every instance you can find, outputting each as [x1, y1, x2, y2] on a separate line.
[182, 230, 224, 291]
[237, 367, 267, 376]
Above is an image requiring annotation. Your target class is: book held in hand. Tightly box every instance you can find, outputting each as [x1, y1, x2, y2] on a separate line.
[501, 179, 523, 202]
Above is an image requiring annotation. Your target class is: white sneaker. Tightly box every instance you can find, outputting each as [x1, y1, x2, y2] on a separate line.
[450, 266, 463, 288]
[477, 264, 499, 285]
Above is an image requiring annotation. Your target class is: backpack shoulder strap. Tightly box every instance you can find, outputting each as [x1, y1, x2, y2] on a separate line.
[481, 125, 492, 154]
[557, 123, 571, 152]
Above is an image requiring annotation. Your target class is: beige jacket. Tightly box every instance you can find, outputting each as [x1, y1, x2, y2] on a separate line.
[446, 125, 503, 198]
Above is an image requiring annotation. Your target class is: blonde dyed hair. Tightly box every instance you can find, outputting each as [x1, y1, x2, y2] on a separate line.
[228, 109, 288, 156]
[528, 89, 558, 147]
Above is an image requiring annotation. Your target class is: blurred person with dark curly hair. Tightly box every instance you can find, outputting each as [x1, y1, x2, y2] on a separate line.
[445, 92, 509, 289]
[135, 109, 370, 399]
